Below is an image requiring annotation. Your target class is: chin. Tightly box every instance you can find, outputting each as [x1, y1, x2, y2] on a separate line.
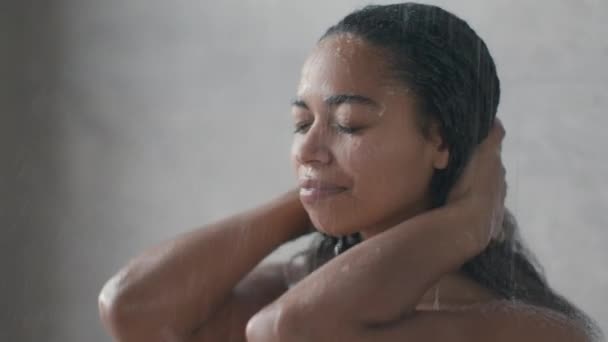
[309, 214, 359, 237]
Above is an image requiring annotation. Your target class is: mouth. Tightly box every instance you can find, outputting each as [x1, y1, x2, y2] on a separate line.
[299, 186, 347, 204]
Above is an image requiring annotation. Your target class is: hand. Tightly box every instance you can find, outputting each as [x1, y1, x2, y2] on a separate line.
[446, 118, 507, 252]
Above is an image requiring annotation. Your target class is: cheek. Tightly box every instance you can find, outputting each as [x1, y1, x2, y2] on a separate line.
[343, 135, 432, 200]
[344, 137, 386, 184]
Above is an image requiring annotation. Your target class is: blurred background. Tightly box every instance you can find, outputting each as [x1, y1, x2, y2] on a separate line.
[2, 0, 606, 340]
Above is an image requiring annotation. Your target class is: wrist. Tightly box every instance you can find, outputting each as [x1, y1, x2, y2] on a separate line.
[286, 188, 314, 235]
[266, 188, 312, 242]
[441, 200, 487, 257]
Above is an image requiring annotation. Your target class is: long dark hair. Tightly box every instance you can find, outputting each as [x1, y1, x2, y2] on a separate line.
[293, 2, 602, 338]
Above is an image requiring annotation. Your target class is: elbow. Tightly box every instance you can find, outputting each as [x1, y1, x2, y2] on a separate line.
[98, 273, 142, 341]
[98, 273, 126, 338]
[246, 304, 302, 342]
[245, 306, 281, 342]
[97, 272, 183, 342]
[246, 303, 333, 342]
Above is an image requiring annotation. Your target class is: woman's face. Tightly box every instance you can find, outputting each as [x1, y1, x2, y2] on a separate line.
[291, 34, 448, 238]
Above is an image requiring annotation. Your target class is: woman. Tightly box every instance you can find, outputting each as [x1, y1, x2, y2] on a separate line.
[98, 3, 602, 341]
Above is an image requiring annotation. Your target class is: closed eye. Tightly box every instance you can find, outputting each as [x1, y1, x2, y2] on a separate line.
[334, 124, 361, 134]
[293, 123, 362, 135]
[293, 122, 312, 134]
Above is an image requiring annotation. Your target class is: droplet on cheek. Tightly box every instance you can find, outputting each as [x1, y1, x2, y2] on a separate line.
[376, 103, 387, 117]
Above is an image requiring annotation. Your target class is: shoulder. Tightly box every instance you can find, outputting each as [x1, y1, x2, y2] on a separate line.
[451, 300, 598, 342]
[325, 300, 596, 342]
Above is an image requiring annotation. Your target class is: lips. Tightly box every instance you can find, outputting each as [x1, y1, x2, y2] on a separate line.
[298, 179, 347, 204]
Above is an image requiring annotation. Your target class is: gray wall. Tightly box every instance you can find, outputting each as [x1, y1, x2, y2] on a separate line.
[2, 1, 606, 341]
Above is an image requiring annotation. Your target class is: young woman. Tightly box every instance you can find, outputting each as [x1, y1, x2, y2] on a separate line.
[98, 3, 602, 341]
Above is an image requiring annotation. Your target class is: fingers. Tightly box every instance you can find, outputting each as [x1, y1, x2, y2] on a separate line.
[446, 117, 507, 205]
[492, 178, 508, 242]
[478, 117, 505, 156]
[492, 117, 506, 141]
[490, 118, 506, 151]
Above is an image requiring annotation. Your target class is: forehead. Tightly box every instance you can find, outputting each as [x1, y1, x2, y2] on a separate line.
[298, 34, 394, 97]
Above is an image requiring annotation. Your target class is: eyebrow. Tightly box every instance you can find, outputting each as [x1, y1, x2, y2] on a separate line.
[291, 94, 380, 110]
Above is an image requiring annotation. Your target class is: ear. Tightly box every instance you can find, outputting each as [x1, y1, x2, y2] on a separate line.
[428, 122, 449, 170]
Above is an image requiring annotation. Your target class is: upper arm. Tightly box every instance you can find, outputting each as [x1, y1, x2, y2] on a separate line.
[189, 262, 289, 342]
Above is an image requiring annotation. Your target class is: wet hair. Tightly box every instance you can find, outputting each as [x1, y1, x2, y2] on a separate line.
[294, 2, 602, 337]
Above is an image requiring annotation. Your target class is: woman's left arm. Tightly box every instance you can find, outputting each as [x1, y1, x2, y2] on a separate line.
[246, 205, 591, 342]
[245, 119, 507, 342]
[246, 201, 483, 342]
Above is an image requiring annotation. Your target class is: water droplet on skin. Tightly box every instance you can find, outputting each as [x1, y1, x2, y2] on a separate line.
[433, 285, 440, 310]
[160, 326, 181, 342]
[375, 103, 387, 117]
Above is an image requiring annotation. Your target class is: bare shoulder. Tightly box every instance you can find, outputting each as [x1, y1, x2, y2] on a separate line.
[373, 300, 598, 342]
[453, 300, 598, 342]
[347, 301, 597, 342]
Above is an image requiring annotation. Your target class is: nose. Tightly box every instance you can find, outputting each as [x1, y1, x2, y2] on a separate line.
[292, 121, 332, 166]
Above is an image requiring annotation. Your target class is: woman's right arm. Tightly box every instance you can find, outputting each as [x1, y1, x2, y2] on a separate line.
[98, 188, 311, 342]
